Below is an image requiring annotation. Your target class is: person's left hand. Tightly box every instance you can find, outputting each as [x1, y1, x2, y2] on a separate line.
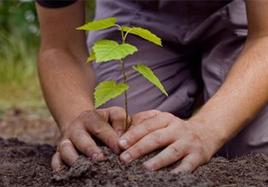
[118, 110, 223, 173]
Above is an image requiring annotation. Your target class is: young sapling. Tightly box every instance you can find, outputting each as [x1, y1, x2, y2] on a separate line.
[77, 17, 168, 130]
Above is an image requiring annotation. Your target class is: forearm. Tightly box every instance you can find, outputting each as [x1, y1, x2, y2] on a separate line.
[36, 1, 95, 131]
[38, 49, 95, 131]
[190, 37, 268, 151]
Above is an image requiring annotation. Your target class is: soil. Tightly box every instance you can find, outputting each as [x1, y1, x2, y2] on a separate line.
[0, 108, 60, 145]
[0, 108, 268, 187]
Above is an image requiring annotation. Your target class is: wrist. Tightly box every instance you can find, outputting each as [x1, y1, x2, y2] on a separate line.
[187, 116, 229, 155]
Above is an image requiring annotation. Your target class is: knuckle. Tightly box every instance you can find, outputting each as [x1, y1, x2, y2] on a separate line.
[110, 106, 124, 112]
[92, 126, 109, 136]
[111, 111, 125, 121]
[78, 110, 99, 123]
[169, 145, 182, 157]
[63, 123, 82, 137]
[149, 109, 161, 113]
[144, 125, 153, 134]
[59, 139, 72, 151]
[161, 112, 174, 120]
[189, 133, 201, 143]
[124, 131, 135, 143]
[146, 110, 161, 116]
[96, 109, 108, 120]
[86, 110, 101, 121]
[70, 129, 85, 140]
[150, 132, 162, 147]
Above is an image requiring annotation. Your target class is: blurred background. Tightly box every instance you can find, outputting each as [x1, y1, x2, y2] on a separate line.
[0, 0, 95, 115]
[0, 0, 95, 144]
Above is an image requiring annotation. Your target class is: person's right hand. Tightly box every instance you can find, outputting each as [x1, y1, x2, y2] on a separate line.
[51, 106, 129, 171]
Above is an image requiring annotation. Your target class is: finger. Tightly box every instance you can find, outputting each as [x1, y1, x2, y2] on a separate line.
[143, 140, 188, 171]
[58, 139, 79, 166]
[98, 106, 129, 136]
[70, 129, 105, 160]
[119, 112, 173, 150]
[171, 153, 205, 173]
[51, 152, 64, 171]
[85, 111, 121, 154]
[131, 110, 160, 126]
[120, 127, 173, 164]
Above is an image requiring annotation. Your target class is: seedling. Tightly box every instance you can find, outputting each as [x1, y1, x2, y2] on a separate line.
[77, 17, 168, 129]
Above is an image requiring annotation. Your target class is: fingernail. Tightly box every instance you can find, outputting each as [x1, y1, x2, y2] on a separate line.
[143, 161, 155, 171]
[171, 164, 191, 174]
[120, 152, 132, 163]
[91, 153, 105, 161]
[91, 153, 99, 160]
[119, 139, 128, 149]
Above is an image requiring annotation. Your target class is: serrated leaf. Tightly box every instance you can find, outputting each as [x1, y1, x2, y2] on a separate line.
[121, 26, 162, 46]
[76, 17, 117, 31]
[87, 52, 95, 63]
[133, 64, 168, 96]
[94, 80, 129, 108]
[93, 40, 137, 63]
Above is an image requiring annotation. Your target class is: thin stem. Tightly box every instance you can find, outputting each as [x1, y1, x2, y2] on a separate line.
[116, 24, 131, 129]
[123, 27, 133, 42]
[115, 24, 125, 44]
[120, 59, 129, 130]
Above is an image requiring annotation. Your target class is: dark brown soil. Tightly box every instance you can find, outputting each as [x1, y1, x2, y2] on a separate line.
[0, 108, 268, 187]
[0, 138, 267, 187]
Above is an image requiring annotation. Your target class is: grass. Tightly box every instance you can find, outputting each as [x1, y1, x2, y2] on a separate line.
[0, 30, 45, 115]
[0, 0, 96, 116]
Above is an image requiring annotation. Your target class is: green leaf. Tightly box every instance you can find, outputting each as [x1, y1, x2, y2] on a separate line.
[121, 26, 162, 46]
[94, 80, 129, 108]
[87, 52, 95, 63]
[93, 40, 137, 63]
[76, 17, 117, 31]
[133, 64, 168, 96]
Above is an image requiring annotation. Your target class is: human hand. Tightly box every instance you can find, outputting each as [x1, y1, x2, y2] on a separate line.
[118, 110, 223, 173]
[52, 106, 129, 171]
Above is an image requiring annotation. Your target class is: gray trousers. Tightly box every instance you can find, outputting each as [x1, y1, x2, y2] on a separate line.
[88, 0, 268, 157]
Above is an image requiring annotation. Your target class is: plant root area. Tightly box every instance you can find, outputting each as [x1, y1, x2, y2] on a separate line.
[0, 108, 268, 187]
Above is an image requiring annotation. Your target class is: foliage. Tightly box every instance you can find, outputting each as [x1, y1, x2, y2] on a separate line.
[92, 40, 137, 63]
[121, 26, 162, 46]
[133, 64, 168, 96]
[78, 17, 168, 128]
[94, 81, 128, 108]
[0, 0, 95, 111]
[77, 17, 116, 31]
[0, 0, 42, 110]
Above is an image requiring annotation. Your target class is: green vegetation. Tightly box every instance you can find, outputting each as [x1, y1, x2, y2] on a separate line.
[0, 0, 95, 114]
[0, 0, 43, 112]
[78, 17, 168, 128]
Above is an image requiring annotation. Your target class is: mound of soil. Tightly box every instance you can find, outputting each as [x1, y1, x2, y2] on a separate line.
[0, 108, 60, 145]
[0, 138, 267, 187]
